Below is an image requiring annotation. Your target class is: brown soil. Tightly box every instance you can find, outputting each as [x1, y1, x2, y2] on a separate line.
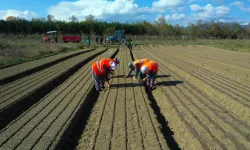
[133, 45, 250, 149]
[1, 44, 249, 150]
[77, 47, 169, 150]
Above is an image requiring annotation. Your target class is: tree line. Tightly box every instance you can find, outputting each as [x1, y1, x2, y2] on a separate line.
[1, 15, 250, 39]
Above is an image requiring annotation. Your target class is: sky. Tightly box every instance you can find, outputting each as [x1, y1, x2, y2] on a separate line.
[0, 0, 250, 26]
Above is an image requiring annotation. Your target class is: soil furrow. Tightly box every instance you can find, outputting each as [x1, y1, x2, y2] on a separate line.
[0, 49, 117, 149]
[0, 48, 95, 85]
[51, 49, 120, 150]
[0, 49, 107, 130]
[0, 52, 84, 94]
[0, 49, 98, 99]
[76, 51, 121, 150]
[141, 46, 250, 124]
[152, 45, 250, 98]
[141, 45, 250, 125]
[77, 46, 169, 150]
[136, 46, 250, 149]
[110, 48, 126, 150]
[132, 48, 204, 149]
[0, 58, 91, 148]
[134, 48, 222, 149]
[157, 45, 250, 91]
[158, 45, 250, 70]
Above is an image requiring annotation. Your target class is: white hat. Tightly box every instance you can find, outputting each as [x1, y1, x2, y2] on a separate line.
[110, 62, 117, 70]
[141, 66, 148, 74]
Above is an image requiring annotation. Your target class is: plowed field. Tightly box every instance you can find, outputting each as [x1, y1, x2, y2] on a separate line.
[133, 45, 250, 150]
[77, 47, 169, 150]
[0, 45, 250, 150]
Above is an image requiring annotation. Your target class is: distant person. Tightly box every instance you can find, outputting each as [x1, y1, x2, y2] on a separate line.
[86, 35, 90, 48]
[124, 58, 149, 80]
[100, 36, 104, 45]
[127, 39, 135, 60]
[95, 35, 99, 45]
[127, 39, 134, 51]
[138, 60, 159, 91]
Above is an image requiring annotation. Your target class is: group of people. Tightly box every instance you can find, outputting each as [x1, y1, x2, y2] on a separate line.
[95, 35, 104, 45]
[92, 57, 159, 93]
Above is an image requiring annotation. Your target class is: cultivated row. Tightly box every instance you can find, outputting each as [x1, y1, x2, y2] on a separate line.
[77, 46, 169, 150]
[0, 48, 118, 150]
[0, 48, 94, 84]
[133, 45, 250, 149]
[0, 48, 106, 129]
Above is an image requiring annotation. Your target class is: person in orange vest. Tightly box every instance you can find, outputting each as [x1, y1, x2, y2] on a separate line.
[124, 58, 149, 79]
[139, 60, 159, 90]
[92, 58, 119, 93]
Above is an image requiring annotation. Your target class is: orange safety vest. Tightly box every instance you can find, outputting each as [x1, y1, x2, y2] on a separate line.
[107, 58, 117, 64]
[92, 58, 110, 76]
[142, 60, 159, 73]
[101, 58, 111, 68]
[133, 58, 149, 69]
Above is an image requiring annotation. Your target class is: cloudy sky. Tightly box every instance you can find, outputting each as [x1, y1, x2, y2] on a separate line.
[0, 0, 249, 25]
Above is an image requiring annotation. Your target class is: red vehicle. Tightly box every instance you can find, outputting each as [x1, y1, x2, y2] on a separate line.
[62, 35, 81, 43]
[42, 31, 81, 43]
[42, 31, 58, 43]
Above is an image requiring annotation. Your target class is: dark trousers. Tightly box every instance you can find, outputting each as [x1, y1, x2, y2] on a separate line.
[92, 71, 105, 91]
[146, 72, 157, 88]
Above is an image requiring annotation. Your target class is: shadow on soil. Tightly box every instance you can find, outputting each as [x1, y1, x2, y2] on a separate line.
[55, 87, 100, 150]
[55, 48, 120, 150]
[146, 88, 181, 150]
[156, 74, 171, 78]
[111, 82, 141, 88]
[129, 51, 181, 149]
[157, 80, 183, 86]
[112, 74, 171, 79]
[111, 80, 183, 88]
[110, 75, 125, 78]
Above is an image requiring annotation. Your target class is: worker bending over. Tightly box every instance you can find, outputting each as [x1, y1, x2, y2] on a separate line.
[92, 58, 119, 93]
[124, 58, 149, 79]
[139, 60, 159, 91]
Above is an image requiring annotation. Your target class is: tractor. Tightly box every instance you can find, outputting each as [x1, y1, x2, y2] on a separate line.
[106, 30, 127, 45]
[42, 31, 58, 43]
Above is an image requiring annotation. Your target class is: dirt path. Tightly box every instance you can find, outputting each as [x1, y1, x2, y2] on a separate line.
[77, 47, 169, 150]
[132, 45, 250, 150]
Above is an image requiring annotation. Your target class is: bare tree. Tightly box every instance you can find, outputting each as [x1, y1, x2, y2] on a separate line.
[156, 16, 166, 25]
[69, 15, 78, 22]
[85, 14, 96, 22]
[47, 14, 54, 22]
